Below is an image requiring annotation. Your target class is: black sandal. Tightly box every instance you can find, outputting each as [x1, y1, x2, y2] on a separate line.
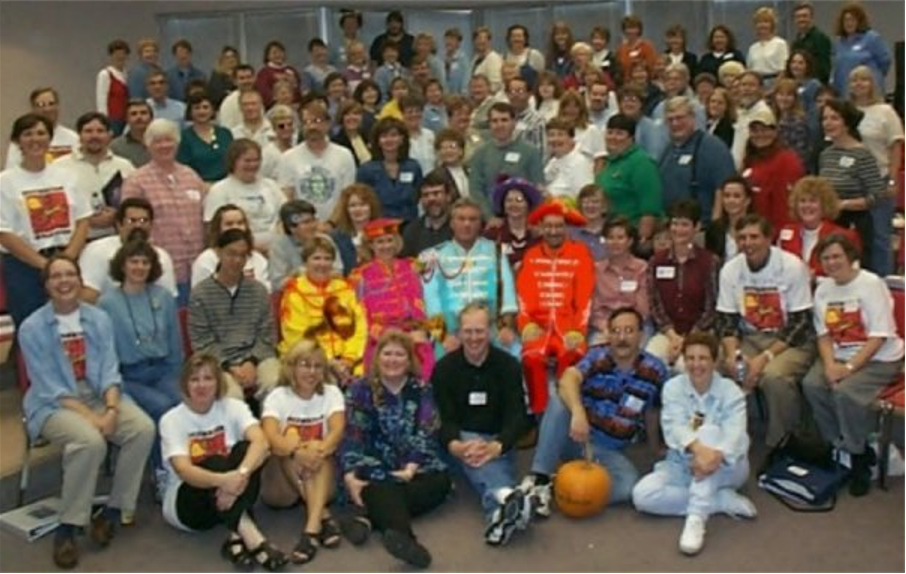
[249, 540, 288, 572]
[290, 533, 318, 565]
[220, 535, 250, 566]
[319, 517, 342, 548]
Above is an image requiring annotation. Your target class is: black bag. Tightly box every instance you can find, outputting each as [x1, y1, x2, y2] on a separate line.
[757, 432, 849, 512]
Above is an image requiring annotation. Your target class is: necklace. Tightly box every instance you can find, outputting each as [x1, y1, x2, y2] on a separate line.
[121, 287, 160, 349]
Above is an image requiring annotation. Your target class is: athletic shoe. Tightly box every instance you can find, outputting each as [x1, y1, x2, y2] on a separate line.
[679, 514, 706, 556]
[716, 489, 757, 519]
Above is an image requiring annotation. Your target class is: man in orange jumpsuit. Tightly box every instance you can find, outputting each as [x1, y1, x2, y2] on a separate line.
[517, 201, 595, 414]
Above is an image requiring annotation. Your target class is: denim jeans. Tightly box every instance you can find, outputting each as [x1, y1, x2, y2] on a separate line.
[455, 431, 518, 517]
[121, 359, 181, 469]
[530, 392, 639, 504]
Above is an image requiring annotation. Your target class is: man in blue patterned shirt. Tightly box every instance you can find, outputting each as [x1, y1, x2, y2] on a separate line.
[520, 307, 667, 516]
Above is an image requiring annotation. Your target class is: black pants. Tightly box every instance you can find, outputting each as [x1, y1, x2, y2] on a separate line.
[837, 210, 874, 272]
[361, 472, 451, 535]
[176, 441, 262, 531]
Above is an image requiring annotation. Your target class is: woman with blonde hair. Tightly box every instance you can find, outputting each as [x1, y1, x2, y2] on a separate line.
[849, 64, 904, 276]
[279, 236, 367, 385]
[777, 175, 861, 276]
[557, 89, 606, 163]
[207, 46, 241, 107]
[706, 86, 736, 149]
[746, 7, 788, 84]
[339, 329, 451, 568]
[771, 77, 812, 167]
[260, 339, 346, 564]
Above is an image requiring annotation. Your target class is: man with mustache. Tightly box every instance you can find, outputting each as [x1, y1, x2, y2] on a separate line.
[519, 307, 667, 518]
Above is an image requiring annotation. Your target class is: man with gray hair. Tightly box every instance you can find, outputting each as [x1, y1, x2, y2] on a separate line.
[657, 96, 735, 220]
[651, 63, 706, 129]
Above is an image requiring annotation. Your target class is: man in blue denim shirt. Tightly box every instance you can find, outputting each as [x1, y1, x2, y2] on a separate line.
[520, 307, 666, 517]
[21, 256, 154, 569]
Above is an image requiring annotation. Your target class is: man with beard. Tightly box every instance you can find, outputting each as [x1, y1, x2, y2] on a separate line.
[517, 201, 594, 415]
[715, 214, 815, 447]
[111, 99, 153, 167]
[277, 101, 355, 220]
[520, 307, 666, 517]
[401, 169, 456, 257]
[56, 112, 136, 240]
[421, 198, 519, 357]
[369, 11, 415, 67]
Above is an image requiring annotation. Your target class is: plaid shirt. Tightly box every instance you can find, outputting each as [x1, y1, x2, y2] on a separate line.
[121, 162, 205, 283]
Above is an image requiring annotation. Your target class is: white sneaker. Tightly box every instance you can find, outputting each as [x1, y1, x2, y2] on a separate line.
[484, 488, 524, 546]
[679, 514, 706, 556]
[519, 476, 552, 519]
[716, 489, 757, 519]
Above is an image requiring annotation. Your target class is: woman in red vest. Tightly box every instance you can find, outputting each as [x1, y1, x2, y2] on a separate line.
[96, 39, 130, 135]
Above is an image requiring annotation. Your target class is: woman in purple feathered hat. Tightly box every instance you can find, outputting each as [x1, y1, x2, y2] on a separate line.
[482, 174, 542, 272]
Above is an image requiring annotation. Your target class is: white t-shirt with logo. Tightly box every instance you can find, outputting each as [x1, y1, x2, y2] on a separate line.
[0, 164, 92, 251]
[717, 247, 813, 334]
[54, 150, 136, 239]
[813, 270, 905, 362]
[261, 384, 345, 442]
[4, 125, 80, 169]
[204, 175, 286, 250]
[276, 142, 355, 220]
[159, 398, 258, 530]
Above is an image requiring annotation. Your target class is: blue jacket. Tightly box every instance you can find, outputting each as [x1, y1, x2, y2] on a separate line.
[658, 130, 735, 221]
[445, 49, 469, 95]
[832, 30, 892, 97]
[356, 159, 422, 221]
[21, 303, 124, 439]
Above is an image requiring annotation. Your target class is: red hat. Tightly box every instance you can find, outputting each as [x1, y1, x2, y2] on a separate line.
[528, 200, 587, 227]
[363, 218, 402, 240]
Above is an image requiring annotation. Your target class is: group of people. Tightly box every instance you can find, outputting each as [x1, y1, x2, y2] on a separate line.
[2, 0, 904, 570]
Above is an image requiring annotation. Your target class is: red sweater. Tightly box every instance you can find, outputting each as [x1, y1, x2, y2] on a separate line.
[744, 147, 805, 231]
[777, 220, 862, 278]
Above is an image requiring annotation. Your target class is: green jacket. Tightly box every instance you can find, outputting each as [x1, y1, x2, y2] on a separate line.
[792, 26, 832, 84]
[596, 144, 663, 225]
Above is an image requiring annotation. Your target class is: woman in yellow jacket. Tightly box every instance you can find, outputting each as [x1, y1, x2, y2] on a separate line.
[279, 236, 367, 385]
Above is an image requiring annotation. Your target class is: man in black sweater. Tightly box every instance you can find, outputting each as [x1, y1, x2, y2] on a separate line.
[431, 302, 532, 547]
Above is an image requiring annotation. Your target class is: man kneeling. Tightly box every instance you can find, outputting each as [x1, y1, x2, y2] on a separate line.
[432, 302, 534, 545]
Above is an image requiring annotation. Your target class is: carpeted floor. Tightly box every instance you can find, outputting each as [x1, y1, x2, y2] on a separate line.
[0, 441, 902, 573]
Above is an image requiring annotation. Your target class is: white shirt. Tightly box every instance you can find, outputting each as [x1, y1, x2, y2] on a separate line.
[5, 125, 80, 169]
[277, 142, 355, 221]
[261, 384, 345, 441]
[230, 120, 276, 148]
[409, 128, 436, 176]
[218, 91, 243, 130]
[79, 235, 177, 297]
[160, 398, 257, 531]
[746, 36, 789, 77]
[447, 165, 469, 199]
[813, 270, 905, 362]
[857, 103, 905, 177]
[470, 50, 504, 93]
[0, 164, 92, 251]
[96, 66, 127, 114]
[717, 247, 813, 334]
[575, 125, 607, 161]
[732, 99, 773, 169]
[260, 142, 286, 181]
[204, 175, 286, 250]
[54, 149, 136, 239]
[544, 146, 595, 200]
[190, 247, 271, 293]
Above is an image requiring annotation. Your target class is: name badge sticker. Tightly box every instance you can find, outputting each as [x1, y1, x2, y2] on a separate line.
[678, 154, 692, 166]
[504, 151, 521, 163]
[839, 156, 855, 168]
[620, 279, 638, 292]
[186, 189, 202, 202]
[400, 172, 414, 183]
[779, 228, 794, 241]
[655, 266, 676, 279]
[468, 392, 488, 406]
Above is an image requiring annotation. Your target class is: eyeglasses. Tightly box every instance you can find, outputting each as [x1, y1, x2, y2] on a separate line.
[125, 216, 151, 225]
[302, 117, 326, 125]
[274, 121, 293, 129]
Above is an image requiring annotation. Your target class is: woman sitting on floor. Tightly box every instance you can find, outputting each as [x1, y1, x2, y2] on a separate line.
[260, 339, 346, 565]
[339, 330, 451, 568]
[159, 353, 287, 571]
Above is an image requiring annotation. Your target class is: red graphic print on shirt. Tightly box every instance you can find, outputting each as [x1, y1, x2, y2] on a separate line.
[824, 301, 868, 346]
[24, 187, 70, 240]
[188, 426, 229, 464]
[743, 287, 784, 331]
[284, 416, 324, 442]
[60, 333, 86, 380]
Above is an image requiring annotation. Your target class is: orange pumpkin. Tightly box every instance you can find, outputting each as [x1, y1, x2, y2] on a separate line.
[554, 459, 611, 518]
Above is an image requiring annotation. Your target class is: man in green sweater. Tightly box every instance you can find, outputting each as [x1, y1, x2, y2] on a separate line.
[791, 1, 832, 84]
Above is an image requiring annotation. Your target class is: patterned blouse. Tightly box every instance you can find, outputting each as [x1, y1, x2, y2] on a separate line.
[340, 376, 447, 482]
